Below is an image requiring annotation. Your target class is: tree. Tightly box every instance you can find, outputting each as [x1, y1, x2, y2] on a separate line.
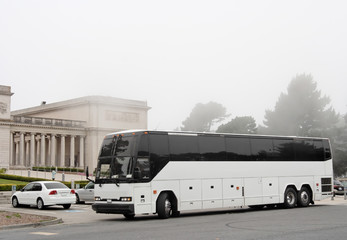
[216, 116, 257, 134]
[331, 114, 347, 177]
[181, 102, 228, 132]
[263, 74, 339, 137]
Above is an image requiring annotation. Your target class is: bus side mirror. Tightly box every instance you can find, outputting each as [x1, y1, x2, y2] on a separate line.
[85, 166, 95, 183]
[134, 167, 141, 179]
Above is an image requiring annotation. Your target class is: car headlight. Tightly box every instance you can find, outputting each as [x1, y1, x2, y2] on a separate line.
[94, 196, 101, 201]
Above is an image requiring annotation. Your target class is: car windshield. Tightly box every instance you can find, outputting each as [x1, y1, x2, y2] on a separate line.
[44, 182, 69, 189]
[96, 157, 133, 180]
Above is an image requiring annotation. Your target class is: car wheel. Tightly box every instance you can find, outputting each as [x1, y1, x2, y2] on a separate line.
[157, 193, 172, 219]
[297, 186, 311, 207]
[75, 194, 85, 204]
[283, 187, 297, 208]
[12, 197, 20, 208]
[37, 198, 45, 210]
[63, 204, 71, 209]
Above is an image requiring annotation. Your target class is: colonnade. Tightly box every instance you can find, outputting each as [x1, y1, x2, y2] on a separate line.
[10, 132, 86, 168]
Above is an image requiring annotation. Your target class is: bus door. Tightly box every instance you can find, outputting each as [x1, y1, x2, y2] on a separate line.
[133, 157, 152, 214]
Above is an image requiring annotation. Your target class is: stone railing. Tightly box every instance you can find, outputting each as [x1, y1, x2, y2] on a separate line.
[12, 116, 86, 128]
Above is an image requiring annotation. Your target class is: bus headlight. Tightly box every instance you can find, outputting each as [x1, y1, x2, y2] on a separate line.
[95, 197, 101, 201]
[120, 197, 132, 202]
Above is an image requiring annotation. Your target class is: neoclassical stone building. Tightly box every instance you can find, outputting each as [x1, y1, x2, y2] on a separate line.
[0, 85, 150, 171]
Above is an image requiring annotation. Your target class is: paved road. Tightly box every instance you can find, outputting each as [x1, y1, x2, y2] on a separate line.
[1, 197, 347, 240]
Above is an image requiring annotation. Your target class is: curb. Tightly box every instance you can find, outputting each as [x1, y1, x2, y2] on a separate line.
[0, 218, 63, 231]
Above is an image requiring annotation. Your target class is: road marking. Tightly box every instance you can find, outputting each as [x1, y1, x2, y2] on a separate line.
[30, 232, 58, 236]
[64, 209, 84, 213]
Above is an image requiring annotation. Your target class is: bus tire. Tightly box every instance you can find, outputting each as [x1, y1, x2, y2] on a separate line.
[283, 187, 297, 208]
[297, 186, 311, 207]
[157, 193, 172, 219]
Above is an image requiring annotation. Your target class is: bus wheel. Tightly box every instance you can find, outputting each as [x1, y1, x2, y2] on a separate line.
[157, 193, 172, 219]
[283, 187, 297, 208]
[297, 186, 311, 207]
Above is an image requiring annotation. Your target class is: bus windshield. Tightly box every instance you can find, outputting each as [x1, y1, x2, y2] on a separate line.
[97, 157, 133, 180]
[96, 135, 136, 182]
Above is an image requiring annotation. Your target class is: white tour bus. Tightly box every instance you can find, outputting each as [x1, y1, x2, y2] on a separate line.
[89, 130, 333, 219]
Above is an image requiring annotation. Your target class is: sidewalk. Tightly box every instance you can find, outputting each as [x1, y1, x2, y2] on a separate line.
[5, 169, 91, 182]
[319, 195, 347, 205]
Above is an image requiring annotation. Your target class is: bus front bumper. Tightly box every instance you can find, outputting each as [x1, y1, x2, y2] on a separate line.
[92, 202, 134, 214]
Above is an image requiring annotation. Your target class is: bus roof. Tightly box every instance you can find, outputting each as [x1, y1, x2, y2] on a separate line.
[104, 129, 329, 140]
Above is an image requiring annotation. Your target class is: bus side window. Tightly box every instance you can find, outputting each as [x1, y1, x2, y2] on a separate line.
[135, 158, 151, 180]
[273, 138, 294, 161]
[138, 134, 149, 157]
[226, 137, 251, 161]
[323, 139, 331, 160]
[313, 140, 324, 161]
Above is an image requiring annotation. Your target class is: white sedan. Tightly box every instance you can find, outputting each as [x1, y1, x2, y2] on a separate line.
[11, 181, 76, 210]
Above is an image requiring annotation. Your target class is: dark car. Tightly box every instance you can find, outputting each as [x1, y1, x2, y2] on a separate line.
[334, 180, 345, 195]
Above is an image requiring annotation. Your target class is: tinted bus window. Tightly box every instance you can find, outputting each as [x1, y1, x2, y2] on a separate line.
[313, 140, 324, 161]
[138, 134, 149, 157]
[226, 137, 251, 161]
[115, 135, 136, 156]
[169, 135, 200, 161]
[251, 138, 273, 161]
[323, 139, 331, 160]
[198, 136, 226, 161]
[99, 137, 115, 157]
[149, 134, 170, 178]
[273, 138, 295, 161]
[149, 134, 169, 157]
[295, 139, 314, 161]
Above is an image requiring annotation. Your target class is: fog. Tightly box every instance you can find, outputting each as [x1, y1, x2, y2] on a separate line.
[1, 0, 346, 130]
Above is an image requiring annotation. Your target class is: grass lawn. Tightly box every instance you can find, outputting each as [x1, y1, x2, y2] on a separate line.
[0, 178, 28, 185]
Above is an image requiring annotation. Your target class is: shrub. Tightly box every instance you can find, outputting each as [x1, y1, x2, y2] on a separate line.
[32, 167, 84, 173]
[0, 184, 26, 191]
[0, 174, 47, 182]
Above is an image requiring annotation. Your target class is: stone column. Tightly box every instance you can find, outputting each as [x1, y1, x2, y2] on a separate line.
[30, 133, 36, 167]
[19, 132, 25, 166]
[40, 134, 46, 166]
[70, 135, 75, 167]
[10, 132, 14, 166]
[79, 136, 85, 168]
[51, 134, 56, 166]
[36, 136, 41, 166]
[15, 141, 19, 166]
[60, 135, 65, 167]
[25, 140, 30, 166]
[47, 136, 51, 166]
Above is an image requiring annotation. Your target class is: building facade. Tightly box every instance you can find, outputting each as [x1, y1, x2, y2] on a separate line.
[0, 85, 150, 171]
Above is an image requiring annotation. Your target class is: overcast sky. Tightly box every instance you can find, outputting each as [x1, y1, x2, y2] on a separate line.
[1, 0, 346, 130]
